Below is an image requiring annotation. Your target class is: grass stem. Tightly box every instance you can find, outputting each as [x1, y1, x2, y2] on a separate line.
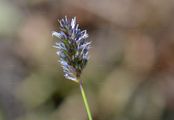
[79, 81, 93, 120]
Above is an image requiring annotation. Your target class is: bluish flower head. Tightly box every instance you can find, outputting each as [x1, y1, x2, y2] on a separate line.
[52, 16, 91, 82]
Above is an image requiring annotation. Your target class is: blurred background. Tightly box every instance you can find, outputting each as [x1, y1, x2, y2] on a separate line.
[1, 0, 174, 120]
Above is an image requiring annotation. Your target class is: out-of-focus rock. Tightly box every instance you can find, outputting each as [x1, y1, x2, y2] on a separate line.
[124, 32, 156, 72]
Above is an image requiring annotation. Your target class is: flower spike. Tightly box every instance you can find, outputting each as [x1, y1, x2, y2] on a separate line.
[52, 16, 91, 82]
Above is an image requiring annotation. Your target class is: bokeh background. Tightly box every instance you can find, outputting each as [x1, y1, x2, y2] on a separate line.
[1, 0, 174, 120]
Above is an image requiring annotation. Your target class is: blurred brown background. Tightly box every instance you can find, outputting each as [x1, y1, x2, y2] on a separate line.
[1, 0, 174, 120]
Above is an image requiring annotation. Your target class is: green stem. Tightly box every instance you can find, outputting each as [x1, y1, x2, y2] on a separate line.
[79, 81, 93, 120]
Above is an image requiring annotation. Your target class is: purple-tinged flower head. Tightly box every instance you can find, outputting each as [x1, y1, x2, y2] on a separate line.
[52, 16, 91, 82]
